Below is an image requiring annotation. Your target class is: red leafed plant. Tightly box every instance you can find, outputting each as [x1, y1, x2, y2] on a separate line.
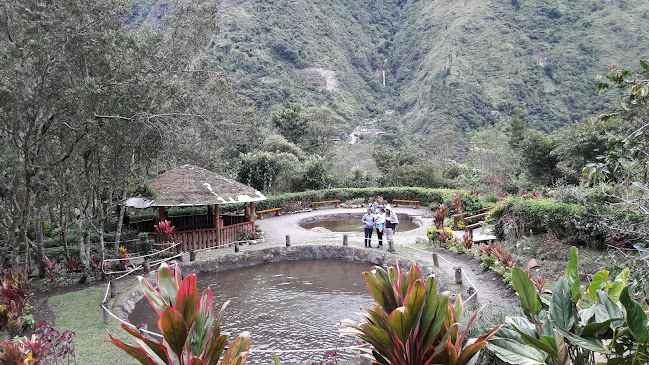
[63, 257, 78, 272]
[340, 263, 500, 365]
[0, 269, 29, 332]
[105, 262, 250, 365]
[524, 269, 548, 293]
[154, 220, 175, 241]
[0, 321, 75, 365]
[460, 234, 473, 250]
[451, 191, 464, 214]
[432, 204, 450, 229]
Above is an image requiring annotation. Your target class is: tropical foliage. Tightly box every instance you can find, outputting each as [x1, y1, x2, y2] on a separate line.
[106, 262, 250, 365]
[340, 263, 500, 365]
[488, 247, 649, 364]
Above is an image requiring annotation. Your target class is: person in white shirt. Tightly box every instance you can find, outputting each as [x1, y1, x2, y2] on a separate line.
[384, 204, 399, 252]
[374, 207, 386, 249]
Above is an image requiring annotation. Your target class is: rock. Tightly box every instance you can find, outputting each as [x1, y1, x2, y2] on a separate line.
[415, 236, 427, 244]
[527, 259, 539, 269]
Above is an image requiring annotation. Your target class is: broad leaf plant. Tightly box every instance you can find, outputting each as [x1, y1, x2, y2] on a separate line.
[106, 262, 250, 365]
[340, 262, 500, 365]
[488, 246, 649, 365]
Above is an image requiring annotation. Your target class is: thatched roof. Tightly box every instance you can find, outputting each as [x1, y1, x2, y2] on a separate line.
[125, 165, 266, 207]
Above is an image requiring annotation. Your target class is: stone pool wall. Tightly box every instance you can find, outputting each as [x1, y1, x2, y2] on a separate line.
[112, 245, 446, 321]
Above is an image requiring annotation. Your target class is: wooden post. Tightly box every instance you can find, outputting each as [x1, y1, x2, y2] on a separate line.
[250, 202, 255, 222]
[455, 267, 463, 285]
[102, 304, 110, 324]
[343, 234, 348, 246]
[467, 287, 478, 305]
[234, 241, 239, 253]
[215, 204, 221, 247]
[143, 260, 150, 274]
[433, 253, 439, 267]
[158, 207, 167, 223]
[110, 280, 116, 298]
[190, 250, 196, 261]
[286, 235, 291, 247]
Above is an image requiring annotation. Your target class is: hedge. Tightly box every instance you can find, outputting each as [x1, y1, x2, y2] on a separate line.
[252, 187, 466, 212]
[490, 197, 607, 248]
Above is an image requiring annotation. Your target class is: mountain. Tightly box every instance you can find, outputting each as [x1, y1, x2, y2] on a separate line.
[131, 0, 649, 140]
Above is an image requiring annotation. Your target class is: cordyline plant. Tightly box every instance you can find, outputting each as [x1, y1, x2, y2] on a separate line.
[340, 262, 500, 365]
[105, 262, 250, 365]
[432, 204, 450, 230]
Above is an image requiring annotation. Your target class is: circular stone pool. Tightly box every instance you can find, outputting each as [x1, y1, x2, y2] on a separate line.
[129, 260, 376, 364]
[300, 213, 420, 232]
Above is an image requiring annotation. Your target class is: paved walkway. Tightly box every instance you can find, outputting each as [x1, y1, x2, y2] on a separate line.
[256, 206, 496, 245]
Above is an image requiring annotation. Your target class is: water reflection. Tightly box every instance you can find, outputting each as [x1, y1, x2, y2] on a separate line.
[129, 260, 376, 364]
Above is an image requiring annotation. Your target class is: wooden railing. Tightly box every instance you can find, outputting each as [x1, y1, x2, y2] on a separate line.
[165, 222, 253, 252]
[452, 207, 492, 230]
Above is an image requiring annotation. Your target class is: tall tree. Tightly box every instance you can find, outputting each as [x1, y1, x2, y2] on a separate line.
[0, 0, 259, 272]
[271, 103, 308, 144]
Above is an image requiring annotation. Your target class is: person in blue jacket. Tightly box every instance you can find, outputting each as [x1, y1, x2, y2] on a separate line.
[361, 208, 375, 248]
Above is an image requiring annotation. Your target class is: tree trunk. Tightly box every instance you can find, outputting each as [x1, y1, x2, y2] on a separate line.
[59, 202, 70, 258]
[114, 180, 128, 255]
[33, 190, 46, 278]
[74, 209, 89, 268]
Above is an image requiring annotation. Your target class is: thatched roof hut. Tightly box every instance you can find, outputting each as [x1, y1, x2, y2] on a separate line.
[125, 164, 266, 208]
[123, 165, 267, 251]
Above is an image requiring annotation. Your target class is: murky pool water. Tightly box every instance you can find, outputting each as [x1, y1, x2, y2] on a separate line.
[129, 260, 376, 364]
[300, 213, 419, 232]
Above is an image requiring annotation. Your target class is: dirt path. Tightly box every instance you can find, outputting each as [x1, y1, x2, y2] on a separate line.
[257, 207, 517, 308]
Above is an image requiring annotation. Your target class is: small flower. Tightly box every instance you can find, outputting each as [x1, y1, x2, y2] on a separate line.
[555, 243, 560, 247]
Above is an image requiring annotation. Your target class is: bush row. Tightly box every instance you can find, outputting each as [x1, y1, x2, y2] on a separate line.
[490, 197, 607, 248]
[253, 187, 466, 212]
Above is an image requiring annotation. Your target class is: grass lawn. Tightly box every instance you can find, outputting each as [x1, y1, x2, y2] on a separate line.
[48, 285, 138, 365]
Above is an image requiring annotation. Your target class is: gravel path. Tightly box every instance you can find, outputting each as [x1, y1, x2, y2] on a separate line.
[256, 206, 517, 308]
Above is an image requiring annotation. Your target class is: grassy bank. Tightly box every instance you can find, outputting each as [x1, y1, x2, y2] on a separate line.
[48, 285, 137, 365]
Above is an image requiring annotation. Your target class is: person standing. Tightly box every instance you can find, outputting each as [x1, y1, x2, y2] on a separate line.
[371, 198, 379, 214]
[361, 208, 375, 248]
[374, 207, 386, 249]
[384, 204, 399, 252]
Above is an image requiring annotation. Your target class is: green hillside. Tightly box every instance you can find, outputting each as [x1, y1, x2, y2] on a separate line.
[133, 0, 649, 138]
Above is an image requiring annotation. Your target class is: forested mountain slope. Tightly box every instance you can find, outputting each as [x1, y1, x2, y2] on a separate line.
[133, 0, 649, 137]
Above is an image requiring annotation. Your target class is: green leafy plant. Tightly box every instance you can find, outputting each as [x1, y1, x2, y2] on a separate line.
[427, 227, 454, 243]
[340, 263, 500, 365]
[105, 262, 250, 364]
[488, 246, 649, 364]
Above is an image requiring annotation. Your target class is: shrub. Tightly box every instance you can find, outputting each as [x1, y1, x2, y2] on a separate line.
[106, 262, 250, 364]
[490, 197, 607, 248]
[488, 247, 649, 364]
[254, 187, 463, 212]
[427, 227, 454, 242]
[339, 263, 501, 364]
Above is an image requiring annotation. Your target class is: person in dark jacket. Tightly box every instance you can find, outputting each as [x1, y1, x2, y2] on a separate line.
[361, 208, 375, 248]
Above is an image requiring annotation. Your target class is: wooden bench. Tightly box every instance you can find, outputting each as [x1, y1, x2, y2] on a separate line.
[256, 208, 281, 219]
[312, 200, 340, 210]
[452, 207, 492, 230]
[392, 199, 420, 208]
